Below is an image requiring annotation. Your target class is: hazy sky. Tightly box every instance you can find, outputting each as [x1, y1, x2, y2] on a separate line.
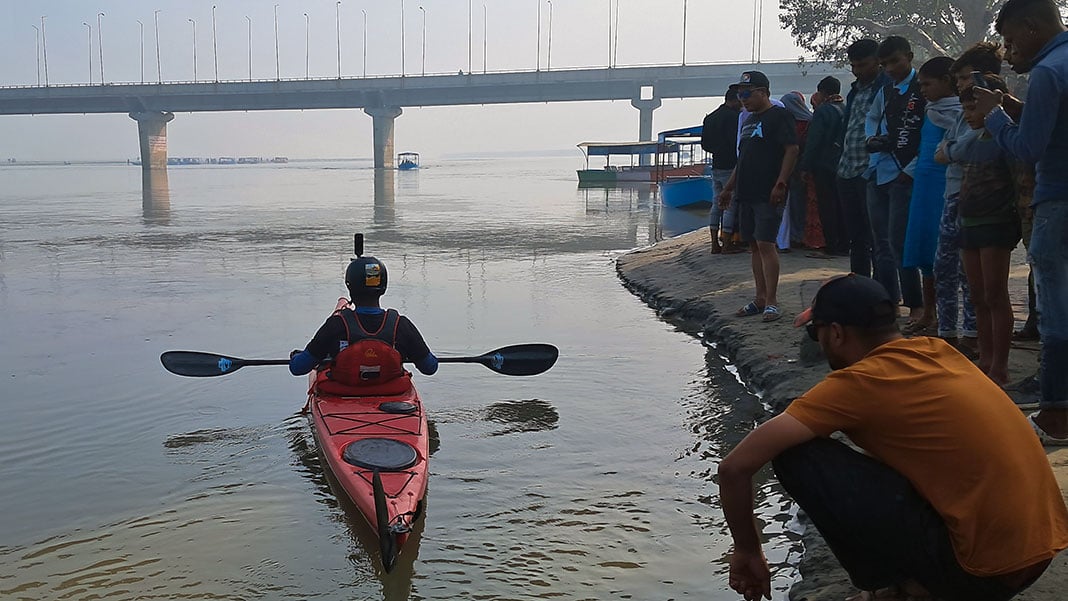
[0, 0, 808, 160]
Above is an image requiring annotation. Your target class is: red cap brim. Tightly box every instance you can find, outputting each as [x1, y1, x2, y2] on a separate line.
[793, 306, 815, 328]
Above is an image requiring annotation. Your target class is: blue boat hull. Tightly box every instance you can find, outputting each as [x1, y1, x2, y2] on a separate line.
[658, 176, 715, 209]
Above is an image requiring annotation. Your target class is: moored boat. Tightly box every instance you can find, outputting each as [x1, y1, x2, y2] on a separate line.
[576, 141, 661, 184]
[658, 175, 715, 209]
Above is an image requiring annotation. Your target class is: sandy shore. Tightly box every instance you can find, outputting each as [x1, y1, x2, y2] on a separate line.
[615, 229, 1068, 600]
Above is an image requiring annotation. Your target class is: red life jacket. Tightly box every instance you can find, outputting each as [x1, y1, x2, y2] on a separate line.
[318, 308, 411, 397]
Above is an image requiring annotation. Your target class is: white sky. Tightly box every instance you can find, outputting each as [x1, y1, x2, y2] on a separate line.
[0, 0, 808, 160]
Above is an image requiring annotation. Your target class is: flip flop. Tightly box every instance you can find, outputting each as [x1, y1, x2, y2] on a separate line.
[736, 302, 764, 317]
[1028, 412, 1068, 446]
[762, 305, 782, 322]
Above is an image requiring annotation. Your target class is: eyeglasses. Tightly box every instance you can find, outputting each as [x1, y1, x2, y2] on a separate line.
[806, 322, 826, 342]
[738, 87, 767, 100]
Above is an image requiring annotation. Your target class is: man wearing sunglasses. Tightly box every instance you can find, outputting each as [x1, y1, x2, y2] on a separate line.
[719, 71, 799, 323]
[718, 273, 1068, 601]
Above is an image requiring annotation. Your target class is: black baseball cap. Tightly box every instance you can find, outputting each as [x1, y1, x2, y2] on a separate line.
[793, 274, 898, 329]
[738, 70, 771, 89]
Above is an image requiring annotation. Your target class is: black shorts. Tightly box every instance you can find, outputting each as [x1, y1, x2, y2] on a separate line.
[960, 221, 1021, 250]
[737, 199, 784, 243]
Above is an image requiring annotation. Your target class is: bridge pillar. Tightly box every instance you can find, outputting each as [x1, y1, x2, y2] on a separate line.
[363, 106, 403, 169]
[130, 111, 175, 170]
[631, 97, 662, 166]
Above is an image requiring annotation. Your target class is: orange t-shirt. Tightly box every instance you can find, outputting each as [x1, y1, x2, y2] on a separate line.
[785, 337, 1068, 576]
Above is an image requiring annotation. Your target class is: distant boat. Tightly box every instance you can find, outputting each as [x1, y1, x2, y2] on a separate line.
[218, 157, 236, 165]
[270, 156, 289, 164]
[397, 152, 420, 170]
[237, 157, 262, 164]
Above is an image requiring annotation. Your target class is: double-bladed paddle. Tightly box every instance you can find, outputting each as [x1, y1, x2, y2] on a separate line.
[160, 344, 559, 378]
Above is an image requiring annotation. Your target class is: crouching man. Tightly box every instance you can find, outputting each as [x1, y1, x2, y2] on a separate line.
[718, 274, 1068, 601]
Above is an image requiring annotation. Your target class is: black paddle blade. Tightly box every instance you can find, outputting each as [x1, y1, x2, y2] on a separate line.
[478, 343, 559, 376]
[160, 351, 246, 377]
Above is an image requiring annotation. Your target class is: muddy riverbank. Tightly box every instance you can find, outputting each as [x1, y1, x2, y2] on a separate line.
[616, 229, 1068, 600]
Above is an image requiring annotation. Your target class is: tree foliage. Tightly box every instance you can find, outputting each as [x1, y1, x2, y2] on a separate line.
[779, 0, 1008, 59]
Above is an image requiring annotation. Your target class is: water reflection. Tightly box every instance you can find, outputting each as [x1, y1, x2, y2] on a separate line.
[483, 399, 559, 437]
[141, 169, 170, 225]
[374, 169, 396, 225]
[285, 414, 424, 600]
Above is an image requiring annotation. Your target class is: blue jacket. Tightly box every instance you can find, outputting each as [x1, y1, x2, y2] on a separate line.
[986, 30, 1068, 205]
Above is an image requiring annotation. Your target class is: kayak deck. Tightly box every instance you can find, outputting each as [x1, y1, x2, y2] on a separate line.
[306, 370, 429, 570]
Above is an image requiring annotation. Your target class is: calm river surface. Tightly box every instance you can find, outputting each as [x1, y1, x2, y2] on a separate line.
[0, 157, 800, 600]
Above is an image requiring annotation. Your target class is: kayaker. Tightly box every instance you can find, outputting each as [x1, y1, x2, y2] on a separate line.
[718, 273, 1068, 601]
[288, 255, 438, 383]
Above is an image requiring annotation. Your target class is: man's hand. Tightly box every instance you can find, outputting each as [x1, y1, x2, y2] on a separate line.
[973, 86, 1005, 120]
[719, 187, 734, 209]
[934, 141, 949, 165]
[770, 182, 787, 206]
[728, 549, 772, 601]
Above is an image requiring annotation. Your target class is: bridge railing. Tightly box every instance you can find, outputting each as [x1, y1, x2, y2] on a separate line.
[0, 56, 818, 91]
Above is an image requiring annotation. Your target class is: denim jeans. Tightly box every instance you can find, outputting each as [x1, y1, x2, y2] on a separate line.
[935, 194, 977, 338]
[1031, 201, 1068, 408]
[836, 175, 873, 277]
[868, 177, 922, 308]
[709, 168, 736, 234]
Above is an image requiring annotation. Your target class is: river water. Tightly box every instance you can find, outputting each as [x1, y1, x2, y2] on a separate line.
[0, 158, 800, 600]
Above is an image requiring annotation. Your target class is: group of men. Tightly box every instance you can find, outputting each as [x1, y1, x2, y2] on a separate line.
[712, 0, 1068, 599]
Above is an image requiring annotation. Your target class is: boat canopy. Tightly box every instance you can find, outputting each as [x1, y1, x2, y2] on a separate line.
[577, 141, 676, 157]
[398, 152, 420, 159]
[657, 125, 703, 143]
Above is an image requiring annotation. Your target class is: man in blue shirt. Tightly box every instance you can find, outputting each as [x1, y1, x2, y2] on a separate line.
[865, 36, 925, 326]
[975, 0, 1068, 444]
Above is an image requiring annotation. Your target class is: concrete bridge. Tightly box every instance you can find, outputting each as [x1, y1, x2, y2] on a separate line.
[0, 61, 847, 173]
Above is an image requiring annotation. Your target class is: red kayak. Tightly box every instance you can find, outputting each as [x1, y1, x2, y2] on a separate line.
[304, 301, 430, 573]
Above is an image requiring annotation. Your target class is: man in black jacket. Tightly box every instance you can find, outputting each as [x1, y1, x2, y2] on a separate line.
[800, 76, 848, 257]
[701, 85, 742, 253]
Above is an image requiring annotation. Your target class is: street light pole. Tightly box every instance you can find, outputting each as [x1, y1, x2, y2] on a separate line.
[245, 16, 252, 81]
[274, 4, 280, 81]
[546, 0, 552, 71]
[97, 12, 105, 84]
[607, 0, 611, 68]
[336, 1, 342, 79]
[212, 5, 219, 82]
[82, 22, 92, 85]
[615, 0, 623, 66]
[483, 4, 487, 74]
[681, 0, 688, 66]
[304, 12, 310, 79]
[154, 9, 162, 83]
[400, 0, 406, 77]
[467, 0, 472, 74]
[362, 10, 367, 77]
[188, 18, 197, 81]
[31, 25, 41, 86]
[41, 16, 49, 86]
[136, 20, 144, 84]
[419, 6, 426, 76]
[536, 0, 541, 71]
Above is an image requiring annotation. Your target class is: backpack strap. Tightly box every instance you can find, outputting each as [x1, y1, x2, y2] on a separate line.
[338, 307, 400, 347]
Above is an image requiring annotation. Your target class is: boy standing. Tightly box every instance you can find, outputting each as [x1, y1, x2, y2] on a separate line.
[865, 36, 926, 325]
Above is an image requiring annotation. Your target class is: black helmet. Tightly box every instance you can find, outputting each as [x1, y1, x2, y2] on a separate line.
[345, 256, 388, 297]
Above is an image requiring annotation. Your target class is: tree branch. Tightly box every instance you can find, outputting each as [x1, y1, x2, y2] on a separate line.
[853, 17, 951, 55]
